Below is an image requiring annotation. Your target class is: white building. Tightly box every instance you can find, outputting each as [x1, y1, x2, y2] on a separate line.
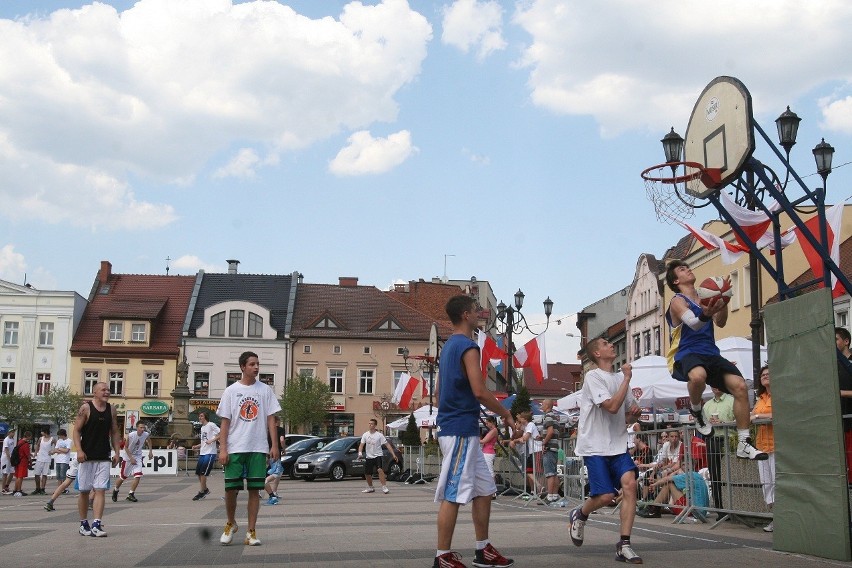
[626, 253, 665, 361]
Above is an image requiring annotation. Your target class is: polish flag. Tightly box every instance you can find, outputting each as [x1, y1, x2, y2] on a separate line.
[678, 221, 748, 265]
[422, 376, 429, 398]
[795, 203, 845, 298]
[477, 330, 506, 377]
[392, 373, 419, 410]
[718, 191, 776, 247]
[513, 335, 548, 383]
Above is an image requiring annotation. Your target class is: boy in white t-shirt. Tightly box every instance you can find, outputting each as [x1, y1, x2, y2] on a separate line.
[357, 419, 398, 494]
[33, 429, 55, 495]
[51, 429, 73, 485]
[569, 338, 644, 565]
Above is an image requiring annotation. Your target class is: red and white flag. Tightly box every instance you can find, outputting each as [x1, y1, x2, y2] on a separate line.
[678, 221, 748, 265]
[795, 203, 846, 298]
[422, 376, 429, 398]
[477, 330, 506, 377]
[513, 335, 548, 383]
[392, 373, 419, 410]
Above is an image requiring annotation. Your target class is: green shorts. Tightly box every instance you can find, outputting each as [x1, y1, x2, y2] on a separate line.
[223, 452, 268, 491]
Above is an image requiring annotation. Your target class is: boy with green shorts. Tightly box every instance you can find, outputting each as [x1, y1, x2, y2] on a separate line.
[216, 351, 281, 546]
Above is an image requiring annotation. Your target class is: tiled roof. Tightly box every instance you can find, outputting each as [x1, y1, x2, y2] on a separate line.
[292, 284, 451, 340]
[766, 236, 852, 303]
[71, 273, 196, 358]
[186, 273, 295, 339]
[662, 233, 695, 264]
[523, 362, 581, 396]
[386, 280, 460, 325]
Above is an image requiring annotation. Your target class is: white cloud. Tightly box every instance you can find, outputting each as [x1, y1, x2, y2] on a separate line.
[212, 148, 279, 180]
[442, 0, 506, 61]
[513, 0, 852, 136]
[329, 130, 418, 176]
[0, 245, 57, 289]
[171, 255, 222, 274]
[462, 147, 491, 165]
[820, 94, 852, 134]
[0, 0, 432, 224]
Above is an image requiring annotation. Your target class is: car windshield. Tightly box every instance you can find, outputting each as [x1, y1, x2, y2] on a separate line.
[319, 438, 351, 452]
[286, 438, 316, 452]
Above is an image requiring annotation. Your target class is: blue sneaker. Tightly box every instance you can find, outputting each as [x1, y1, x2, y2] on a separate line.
[266, 496, 279, 505]
[79, 521, 92, 537]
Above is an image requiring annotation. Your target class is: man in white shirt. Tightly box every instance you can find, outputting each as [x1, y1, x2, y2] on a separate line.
[112, 422, 153, 502]
[1, 430, 16, 495]
[358, 418, 398, 494]
[191, 411, 220, 501]
[51, 429, 73, 486]
[569, 338, 644, 565]
[33, 429, 55, 495]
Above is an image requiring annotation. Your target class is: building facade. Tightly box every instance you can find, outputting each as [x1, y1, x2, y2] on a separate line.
[626, 253, 664, 361]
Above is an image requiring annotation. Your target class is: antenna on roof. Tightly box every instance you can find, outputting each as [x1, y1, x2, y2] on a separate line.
[443, 254, 455, 283]
[165, 256, 171, 275]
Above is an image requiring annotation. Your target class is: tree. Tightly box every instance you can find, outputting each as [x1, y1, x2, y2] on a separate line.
[40, 386, 84, 429]
[279, 371, 335, 434]
[510, 385, 532, 417]
[400, 414, 421, 446]
[0, 392, 39, 430]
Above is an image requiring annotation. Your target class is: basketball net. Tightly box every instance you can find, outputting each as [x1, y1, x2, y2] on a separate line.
[642, 163, 702, 224]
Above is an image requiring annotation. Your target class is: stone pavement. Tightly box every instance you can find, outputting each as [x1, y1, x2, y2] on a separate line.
[0, 473, 845, 568]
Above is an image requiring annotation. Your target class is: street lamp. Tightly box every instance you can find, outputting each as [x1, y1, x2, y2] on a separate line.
[401, 345, 438, 442]
[813, 137, 835, 188]
[493, 290, 553, 394]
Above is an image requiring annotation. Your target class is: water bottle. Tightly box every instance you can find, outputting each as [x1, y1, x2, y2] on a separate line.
[557, 448, 565, 464]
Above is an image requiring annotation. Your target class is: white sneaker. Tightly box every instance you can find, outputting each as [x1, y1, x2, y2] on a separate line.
[382, 486, 389, 494]
[736, 438, 768, 460]
[244, 529, 261, 546]
[220, 522, 238, 545]
[763, 521, 774, 532]
[362, 487, 375, 493]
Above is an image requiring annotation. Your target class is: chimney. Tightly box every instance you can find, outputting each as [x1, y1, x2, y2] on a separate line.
[339, 276, 358, 287]
[226, 259, 240, 274]
[99, 261, 112, 284]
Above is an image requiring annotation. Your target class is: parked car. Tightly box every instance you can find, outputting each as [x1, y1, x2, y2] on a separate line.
[283, 434, 316, 448]
[294, 436, 403, 481]
[281, 436, 334, 479]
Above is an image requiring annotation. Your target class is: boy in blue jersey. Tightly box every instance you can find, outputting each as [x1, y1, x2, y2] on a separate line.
[433, 295, 518, 568]
[665, 261, 766, 460]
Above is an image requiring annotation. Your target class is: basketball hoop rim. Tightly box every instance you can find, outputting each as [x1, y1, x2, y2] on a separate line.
[641, 161, 722, 187]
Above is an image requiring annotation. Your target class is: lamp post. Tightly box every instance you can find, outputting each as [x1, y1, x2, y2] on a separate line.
[401, 345, 438, 442]
[494, 290, 553, 395]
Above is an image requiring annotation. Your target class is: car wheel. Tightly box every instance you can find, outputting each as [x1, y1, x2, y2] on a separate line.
[387, 461, 402, 479]
[330, 463, 345, 481]
[303, 475, 315, 481]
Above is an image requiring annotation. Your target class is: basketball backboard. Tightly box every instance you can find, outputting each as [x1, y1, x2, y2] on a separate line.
[684, 76, 755, 198]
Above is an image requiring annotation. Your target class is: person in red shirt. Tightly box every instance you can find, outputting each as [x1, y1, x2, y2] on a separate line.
[13, 431, 32, 497]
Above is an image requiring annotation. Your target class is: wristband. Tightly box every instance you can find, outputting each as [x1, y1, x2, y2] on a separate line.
[698, 313, 710, 322]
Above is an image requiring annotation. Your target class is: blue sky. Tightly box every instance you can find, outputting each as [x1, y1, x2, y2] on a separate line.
[1, 1, 851, 363]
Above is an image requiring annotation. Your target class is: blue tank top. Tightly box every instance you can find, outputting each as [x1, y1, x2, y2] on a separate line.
[666, 293, 720, 369]
[437, 334, 480, 437]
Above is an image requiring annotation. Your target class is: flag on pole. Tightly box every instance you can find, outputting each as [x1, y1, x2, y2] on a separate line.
[513, 335, 548, 383]
[422, 376, 429, 398]
[477, 330, 506, 377]
[795, 203, 845, 298]
[678, 221, 748, 265]
[391, 373, 419, 410]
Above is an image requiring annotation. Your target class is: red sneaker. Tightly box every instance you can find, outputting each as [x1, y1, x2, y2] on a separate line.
[473, 543, 514, 567]
[433, 551, 467, 568]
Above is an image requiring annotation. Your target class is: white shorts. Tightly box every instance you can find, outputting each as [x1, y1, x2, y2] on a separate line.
[0, 456, 10, 474]
[77, 461, 111, 491]
[434, 435, 497, 505]
[34, 460, 51, 476]
[120, 457, 144, 479]
[67, 460, 79, 479]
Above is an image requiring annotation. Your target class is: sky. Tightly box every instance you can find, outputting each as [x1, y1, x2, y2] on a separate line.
[1, 0, 851, 364]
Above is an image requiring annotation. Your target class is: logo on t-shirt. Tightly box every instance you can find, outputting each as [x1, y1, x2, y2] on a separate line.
[239, 396, 261, 422]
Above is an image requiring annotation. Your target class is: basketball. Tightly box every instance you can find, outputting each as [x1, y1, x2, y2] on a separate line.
[696, 277, 733, 306]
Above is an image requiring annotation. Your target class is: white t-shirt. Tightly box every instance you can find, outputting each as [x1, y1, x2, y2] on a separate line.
[360, 430, 387, 458]
[126, 430, 150, 457]
[575, 368, 637, 457]
[217, 380, 281, 454]
[199, 422, 221, 456]
[36, 436, 54, 462]
[656, 440, 682, 464]
[1, 436, 15, 466]
[524, 422, 542, 454]
[54, 438, 72, 464]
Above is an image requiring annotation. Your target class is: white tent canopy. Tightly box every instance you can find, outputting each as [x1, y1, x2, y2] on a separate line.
[387, 405, 438, 430]
[716, 336, 767, 383]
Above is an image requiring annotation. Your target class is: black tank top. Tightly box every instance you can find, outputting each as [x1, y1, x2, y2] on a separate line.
[81, 401, 112, 460]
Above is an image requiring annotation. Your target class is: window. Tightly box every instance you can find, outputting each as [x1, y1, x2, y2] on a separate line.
[359, 370, 374, 394]
[247, 312, 263, 337]
[1, 372, 15, 394]
[838, 312, 849, 329]
[363, 346, 371, 355]
[36, 373, 51, 396]
[653, 326, 661, 356]
[108, 322, 123, 342]
[210, 312, 225, 336]
[729, 271, 740, 310]
[226, 372, 241, 386]
[397, 347, 406, 356]
[145, 372, 160, 397]
[303, 345, 312, 354]
[260, 373, 274, 387]
[109, 371, 124, 396]
[229, 310, 245, 337]
[194, 372, 209, 397]
[574, 381, 582, 391]
[131, 323, 146, 343]
[39, 322, 54, 347]
[333, 345, 342, 355]
[643, 330, 651, 355]
[329, 369, 344, 394]
[298, 368, 315, 379]
[393, 371, 405, 393]
[743, 266, 751, 307]
[84, 371, 99, 395]
[3, 322, 19, 346]
[633, 334, 640, 360]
